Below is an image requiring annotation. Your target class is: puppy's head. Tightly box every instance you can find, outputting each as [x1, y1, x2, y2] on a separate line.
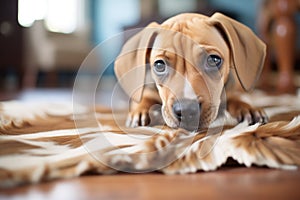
[115, 13, 266, 130]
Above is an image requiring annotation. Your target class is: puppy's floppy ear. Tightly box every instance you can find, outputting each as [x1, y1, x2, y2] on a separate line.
[209, 12, 266, 91]
[114, 22, 159, 102]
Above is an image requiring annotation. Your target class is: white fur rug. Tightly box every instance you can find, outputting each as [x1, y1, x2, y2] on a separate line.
[1, 91, 300, 187]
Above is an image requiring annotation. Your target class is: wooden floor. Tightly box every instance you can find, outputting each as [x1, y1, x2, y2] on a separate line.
[1, 167, 300, 200]
[1, 89, 300, 200]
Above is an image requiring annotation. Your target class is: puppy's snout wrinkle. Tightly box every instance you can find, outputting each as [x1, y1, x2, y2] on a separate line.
[172, 98, 201, 124]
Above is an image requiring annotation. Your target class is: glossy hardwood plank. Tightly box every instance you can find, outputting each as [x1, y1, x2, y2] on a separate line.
[1, 167, 300, 200]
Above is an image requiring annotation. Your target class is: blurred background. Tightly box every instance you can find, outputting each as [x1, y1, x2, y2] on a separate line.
[0, 0, 299, 100]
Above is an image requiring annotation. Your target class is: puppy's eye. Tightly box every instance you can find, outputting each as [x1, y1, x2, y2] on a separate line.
[153, 60, 167, 75]
[206, 55, 222, 69]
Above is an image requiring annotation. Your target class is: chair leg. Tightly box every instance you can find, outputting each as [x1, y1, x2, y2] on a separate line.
[272, 0, 297, 93]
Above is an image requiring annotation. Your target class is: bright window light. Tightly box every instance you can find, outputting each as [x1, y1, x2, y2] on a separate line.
[18, 0, 47, 27]
[18, 0, 81, 34]
[45, 0, 78, 33]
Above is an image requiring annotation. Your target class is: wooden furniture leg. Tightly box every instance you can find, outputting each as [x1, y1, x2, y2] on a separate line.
[272, 0, 297, 93]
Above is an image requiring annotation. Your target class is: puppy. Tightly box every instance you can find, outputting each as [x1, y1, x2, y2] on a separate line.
[114, 12, 267, 131]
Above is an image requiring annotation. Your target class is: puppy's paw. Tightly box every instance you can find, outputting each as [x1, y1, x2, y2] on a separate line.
[126, 108, 150, 127]
[228, 101, 268, 125]
[236, 107, 268, 125]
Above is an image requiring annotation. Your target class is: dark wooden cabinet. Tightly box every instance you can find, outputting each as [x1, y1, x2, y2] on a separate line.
[0, 0, 24, 89]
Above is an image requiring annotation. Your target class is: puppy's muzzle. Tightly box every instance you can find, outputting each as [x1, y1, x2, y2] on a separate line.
[172, 98, 201, 131]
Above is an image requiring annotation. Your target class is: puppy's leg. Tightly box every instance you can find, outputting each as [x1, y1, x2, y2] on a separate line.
[126, 88, 161, 127]
[227, 95, 268, 125]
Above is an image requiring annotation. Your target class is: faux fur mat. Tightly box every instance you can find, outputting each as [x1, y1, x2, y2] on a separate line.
[1, 91, 300, 187]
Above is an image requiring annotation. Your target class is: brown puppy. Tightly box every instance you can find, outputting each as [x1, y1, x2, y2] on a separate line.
[114, 12, 267, 131]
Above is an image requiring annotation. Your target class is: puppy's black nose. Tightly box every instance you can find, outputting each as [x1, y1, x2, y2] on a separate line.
[172, 99, 201, 126]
